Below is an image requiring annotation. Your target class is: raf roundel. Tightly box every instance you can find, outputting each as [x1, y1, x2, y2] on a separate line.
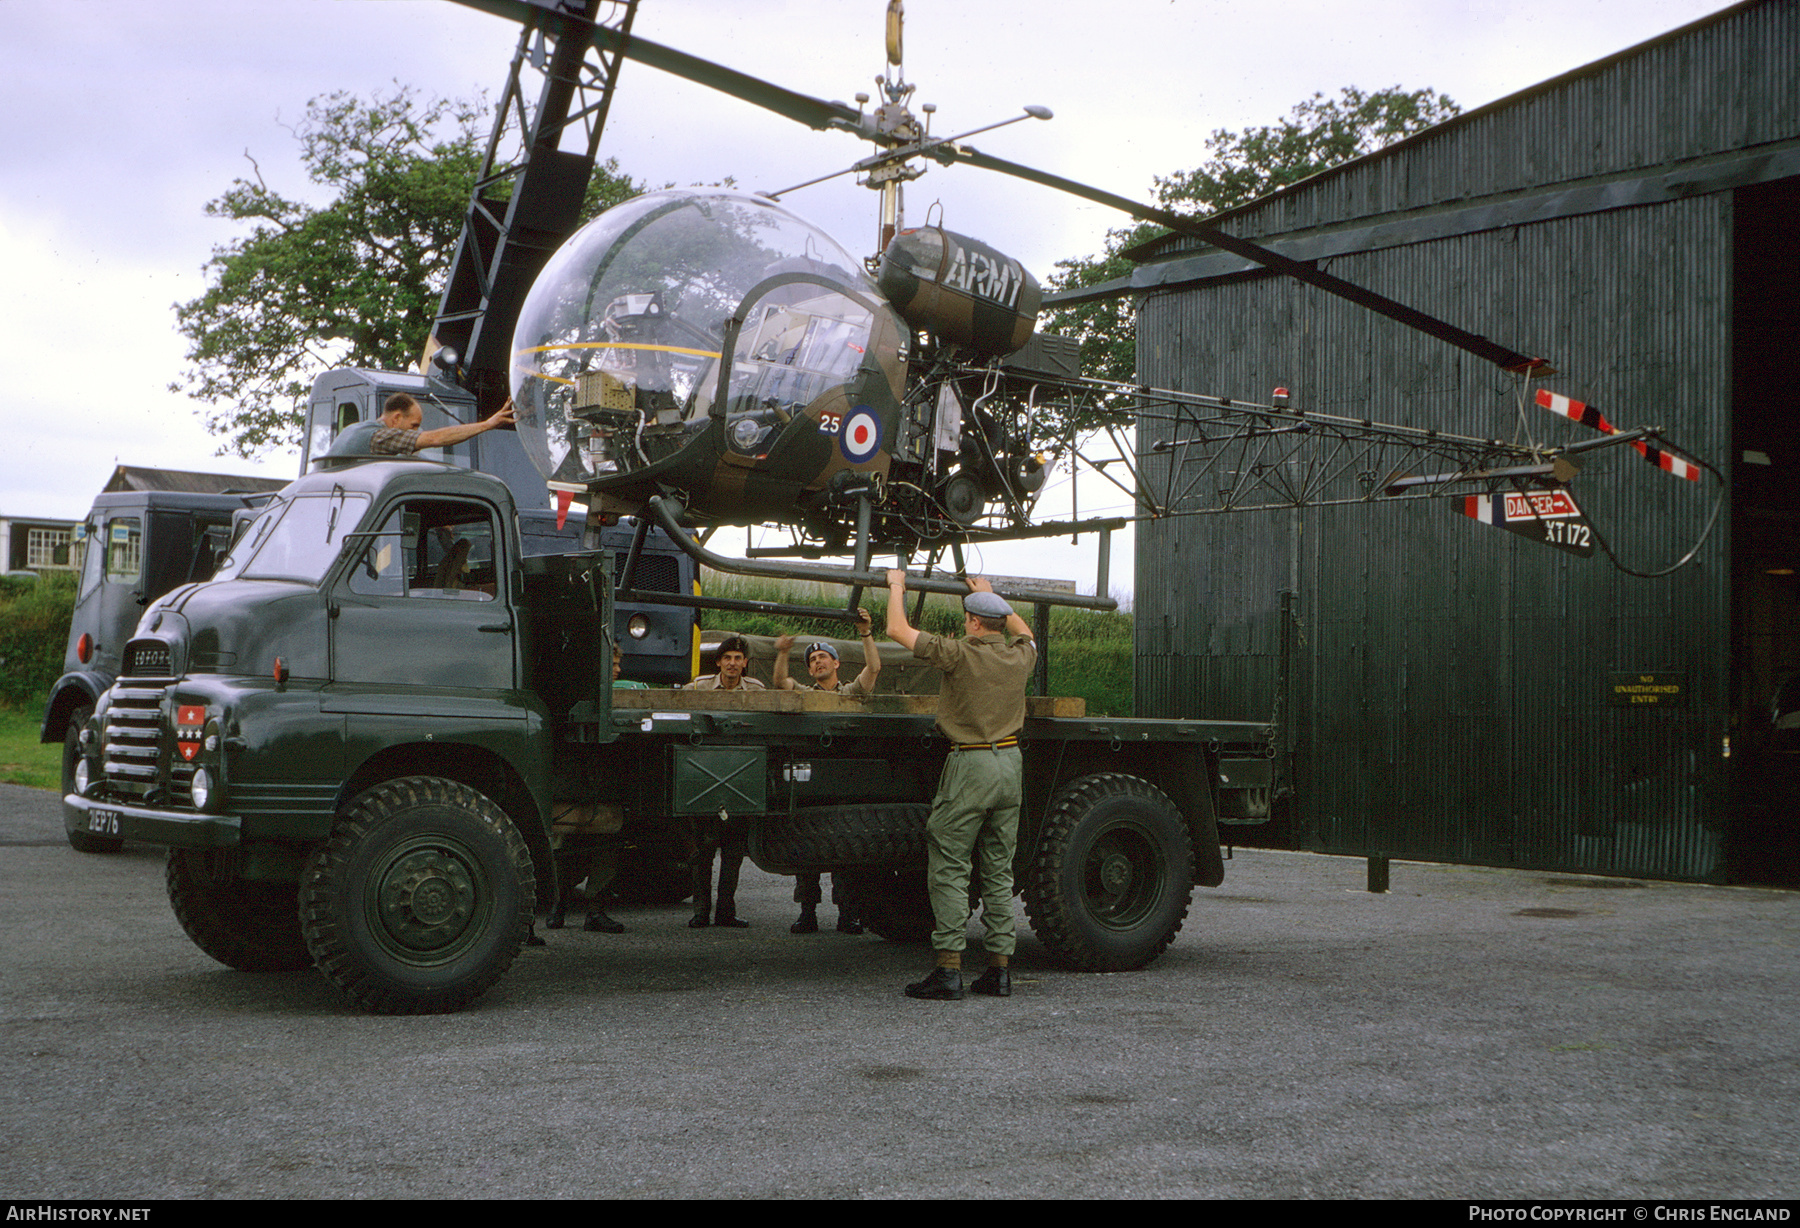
[840, 407, 882, 463]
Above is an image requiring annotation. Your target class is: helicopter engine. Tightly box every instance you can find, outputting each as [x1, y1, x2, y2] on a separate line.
[877, 226, 1042, 359]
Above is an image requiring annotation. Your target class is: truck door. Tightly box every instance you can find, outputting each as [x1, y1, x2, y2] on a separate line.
[330, 497, 516, 692]
[66, 513, 144, 680]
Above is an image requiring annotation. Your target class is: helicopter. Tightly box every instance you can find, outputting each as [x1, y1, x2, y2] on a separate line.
[456, 0, 1720, 609]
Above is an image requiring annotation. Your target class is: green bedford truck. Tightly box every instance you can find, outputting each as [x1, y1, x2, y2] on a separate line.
[64, 453, 1270, 1014]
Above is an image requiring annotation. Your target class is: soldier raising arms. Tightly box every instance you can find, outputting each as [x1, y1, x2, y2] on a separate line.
[884, 571, 1036, 1000]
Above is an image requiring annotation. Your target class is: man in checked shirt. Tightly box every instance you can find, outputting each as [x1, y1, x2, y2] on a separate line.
[370, 392, 516, 454]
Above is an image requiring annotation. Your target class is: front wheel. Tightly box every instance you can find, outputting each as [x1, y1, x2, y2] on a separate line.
[300, 777, 534, 1015]
[1023, 773, 1194, 972]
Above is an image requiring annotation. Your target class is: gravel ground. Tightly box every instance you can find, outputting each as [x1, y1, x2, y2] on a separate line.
[2, 782, 1795, 1200]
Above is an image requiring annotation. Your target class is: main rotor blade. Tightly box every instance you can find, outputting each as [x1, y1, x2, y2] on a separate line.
[591, 28, 862, 132]
[449, 2, 1539, 372]
[451, 0, 864, 133]
[956, 148, 1544, 374]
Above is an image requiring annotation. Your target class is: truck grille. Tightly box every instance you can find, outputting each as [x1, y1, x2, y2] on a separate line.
[100, 675, 194, 806]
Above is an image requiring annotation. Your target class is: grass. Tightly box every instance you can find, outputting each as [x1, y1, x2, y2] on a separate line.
[0, 704, 59, 790]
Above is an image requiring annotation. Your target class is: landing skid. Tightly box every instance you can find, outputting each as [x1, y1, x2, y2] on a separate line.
[598, 494, 1118, 624]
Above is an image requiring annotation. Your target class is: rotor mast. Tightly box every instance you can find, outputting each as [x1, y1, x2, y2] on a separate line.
[866, 0, 921, 254]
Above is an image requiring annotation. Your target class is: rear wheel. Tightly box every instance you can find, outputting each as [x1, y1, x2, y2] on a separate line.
[1023, 774, 1193, 971]
[167, 849, 313, 972]
[300, 777, 534, 1015]
[63, 706, 121, 854]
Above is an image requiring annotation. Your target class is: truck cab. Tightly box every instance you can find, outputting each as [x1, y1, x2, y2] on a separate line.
[44, 485, 283, 851]
[64, 456, 618, 1008]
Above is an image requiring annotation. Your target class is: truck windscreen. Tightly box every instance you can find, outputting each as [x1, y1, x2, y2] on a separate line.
[223, 492, 372, 585]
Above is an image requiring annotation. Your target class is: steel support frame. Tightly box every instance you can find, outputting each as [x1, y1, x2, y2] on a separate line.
[431, 0, 640, 409]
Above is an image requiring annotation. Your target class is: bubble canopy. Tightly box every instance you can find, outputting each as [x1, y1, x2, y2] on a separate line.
[509, 190, 897, 494]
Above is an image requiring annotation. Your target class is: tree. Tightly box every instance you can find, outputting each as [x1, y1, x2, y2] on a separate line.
[1043, 86, 1460, 388]
[172, 86, 643, 457]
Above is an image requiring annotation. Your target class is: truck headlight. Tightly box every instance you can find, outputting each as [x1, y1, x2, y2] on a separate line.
[73, 757, 89, 795]
[628, 614, 650, 639]
[191, 767, 212, 810]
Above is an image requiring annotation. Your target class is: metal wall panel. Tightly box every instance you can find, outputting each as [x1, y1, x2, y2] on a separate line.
[1128, 4, 1795, 878]
[1135, 191, 1734, 878]
[1203, 0, 1799, 246]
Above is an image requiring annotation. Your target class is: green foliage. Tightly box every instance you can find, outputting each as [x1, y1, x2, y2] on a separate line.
[1044, 626, 1133, 719]
[697, 570, 1134, 716]
[1043, 86, 1460, 388]
[1151, 86, 1460, 214]
[0, 572, 76, 711]
[0, 705, 60, 790]
[172, 85, 644, 458]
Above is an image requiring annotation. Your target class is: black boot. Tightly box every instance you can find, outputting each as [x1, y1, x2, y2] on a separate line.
[791, 906, 819, 934]
[836, 909, 863, 935]
[714, 902, 749, 928]
[583, 907, 624, 934]
[905, 966, 964, 1000]
[688, 907, 711, 929]
[970, 966, 1011, 997]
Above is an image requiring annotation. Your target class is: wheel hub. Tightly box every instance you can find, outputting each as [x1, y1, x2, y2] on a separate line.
[1082, 824, 1166, 928]
[1099, 851, 1134, 895]
[379, 847, 476, 952]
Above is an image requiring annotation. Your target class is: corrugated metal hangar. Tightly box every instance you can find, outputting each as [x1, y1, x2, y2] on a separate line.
[1075, 0, 1799, 880]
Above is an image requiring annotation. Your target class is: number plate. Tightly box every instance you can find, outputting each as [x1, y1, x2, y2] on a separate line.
[87, 808, 121, 835]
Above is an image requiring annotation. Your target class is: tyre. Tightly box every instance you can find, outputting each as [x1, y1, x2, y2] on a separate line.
[300, 777, 535, 1015]
[63, 705, 121, 854]
[836, 864, 934, 943]
[167, 849, 313, 972]
[1023, 773, 1194, 972]
[753, 803, 929, 869]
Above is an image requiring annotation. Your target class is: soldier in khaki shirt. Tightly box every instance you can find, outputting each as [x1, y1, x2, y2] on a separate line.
[774, 614, 881, 934]
[681, 635, 760, 925]
[885, 571, 1036, 1000]
[771, 609, 880, 698]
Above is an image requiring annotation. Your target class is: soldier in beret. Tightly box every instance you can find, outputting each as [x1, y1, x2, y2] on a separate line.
[772, 609, 880, 698]
[773, 615, 881, 934]
[884, 571, 1036, 1000]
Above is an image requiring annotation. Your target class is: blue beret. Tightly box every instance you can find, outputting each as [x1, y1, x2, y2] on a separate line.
[805, 641, 839, 661]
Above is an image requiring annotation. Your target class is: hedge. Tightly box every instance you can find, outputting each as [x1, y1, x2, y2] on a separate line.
[0, 573, 76, 710]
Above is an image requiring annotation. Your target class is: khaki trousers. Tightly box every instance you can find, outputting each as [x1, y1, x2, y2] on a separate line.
[925, 745, 1021, 955]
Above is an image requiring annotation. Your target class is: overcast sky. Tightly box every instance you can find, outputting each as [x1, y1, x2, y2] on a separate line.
[0, 0, 1735, 591]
